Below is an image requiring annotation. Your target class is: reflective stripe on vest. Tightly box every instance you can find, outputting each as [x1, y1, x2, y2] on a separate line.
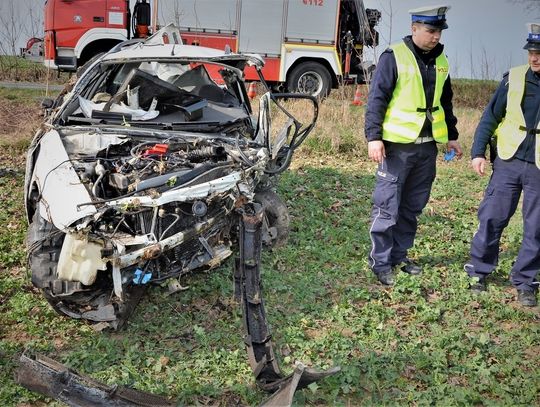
[382, 41, 449, 143]
[495, 64, 540, 168]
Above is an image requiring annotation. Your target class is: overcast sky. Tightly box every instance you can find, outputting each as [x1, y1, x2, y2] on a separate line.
[364, 0, 538, 79]
[1, 0, 538, 80]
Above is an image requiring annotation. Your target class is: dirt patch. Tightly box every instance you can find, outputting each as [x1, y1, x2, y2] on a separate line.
[0, 98, 41, 147]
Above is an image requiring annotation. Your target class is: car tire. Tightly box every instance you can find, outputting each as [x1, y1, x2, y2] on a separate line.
[286, 61, 332, 98]
[26, 211, 144, 328]
[26, 211, 71, 315]
[254, 190, 290, 248]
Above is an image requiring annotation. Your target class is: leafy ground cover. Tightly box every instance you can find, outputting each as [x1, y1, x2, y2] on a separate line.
[0, 87, 539, 406]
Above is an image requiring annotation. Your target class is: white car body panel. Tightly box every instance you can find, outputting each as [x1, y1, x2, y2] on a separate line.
[32, 130, 97, 230]
[105, 170, 246, 208]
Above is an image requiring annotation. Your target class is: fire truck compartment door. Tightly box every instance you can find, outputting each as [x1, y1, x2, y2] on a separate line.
[161, 0, 238, 33]
[286, 0, 339, 44]
[238, 1, 285, 56]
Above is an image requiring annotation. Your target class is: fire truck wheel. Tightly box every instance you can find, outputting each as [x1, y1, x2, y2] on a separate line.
[287, 61, 332, 98]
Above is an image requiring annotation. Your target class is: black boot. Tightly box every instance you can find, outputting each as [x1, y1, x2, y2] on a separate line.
[469, 278, 487, 294]
[396, 258, 422, 275]
[517, 290, 537, 307]
[376, 270, 395, 286]
[464, 264, 486, 293]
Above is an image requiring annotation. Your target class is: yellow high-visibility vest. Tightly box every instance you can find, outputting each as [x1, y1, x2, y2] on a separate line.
[495, 64, 540, 168]
[382, 41, 449, 143]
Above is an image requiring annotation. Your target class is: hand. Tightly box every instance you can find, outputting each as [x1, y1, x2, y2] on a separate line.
[368, 140, 386, 163]
[471, 157, 487, 176]
[446, 140, 463, 159]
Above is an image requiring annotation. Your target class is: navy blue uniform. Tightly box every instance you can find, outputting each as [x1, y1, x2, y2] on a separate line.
[365, 36, 459, 275]
[466, 68, 540, 293]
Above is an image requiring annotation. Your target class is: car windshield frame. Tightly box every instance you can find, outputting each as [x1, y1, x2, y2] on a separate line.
[55, 52, 257, 131]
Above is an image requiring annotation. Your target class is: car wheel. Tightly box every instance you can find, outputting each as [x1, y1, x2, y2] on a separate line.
[254, 190, 290, 248]
[26, 211, 72, 315]
[286, 61, 332, 98]
[26, 211, 144, 329]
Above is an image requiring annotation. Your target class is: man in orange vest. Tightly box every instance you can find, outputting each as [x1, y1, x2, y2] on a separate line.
[464, 23, 540, 307]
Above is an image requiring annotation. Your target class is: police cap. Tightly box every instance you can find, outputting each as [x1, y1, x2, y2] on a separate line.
[409, 5, 450, 30]
[524, 23, 540, 51]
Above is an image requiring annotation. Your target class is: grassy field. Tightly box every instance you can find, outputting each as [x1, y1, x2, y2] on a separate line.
[1, 82, 539, 406]
[0, 56, 71, 84]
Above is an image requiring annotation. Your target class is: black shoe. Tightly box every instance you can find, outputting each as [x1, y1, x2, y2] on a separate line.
[464, 264, 486, 293]
[396, 259, 422, 275]
[469, 278, 487, 293]
[517, 290, 538, 307]
[376, 270, 395, 286]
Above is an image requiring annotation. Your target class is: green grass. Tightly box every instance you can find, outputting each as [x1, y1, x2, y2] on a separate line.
[0, 87, 57, 103]
[1, 148, 539, 406]
[0, 85, 539, 406]
[0, 55, 70, 83]
[452, 79, 499, 109]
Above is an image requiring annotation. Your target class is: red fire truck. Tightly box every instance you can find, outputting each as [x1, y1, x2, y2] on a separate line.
[43, 0, 380, 96]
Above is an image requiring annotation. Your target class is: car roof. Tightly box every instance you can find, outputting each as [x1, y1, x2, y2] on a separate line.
[100, 24, 264, 68]
[102, 43, 263, 66]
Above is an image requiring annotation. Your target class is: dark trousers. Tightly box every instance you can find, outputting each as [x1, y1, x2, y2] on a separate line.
[368, 141, 437, 274]
[467, 157, 540, 292]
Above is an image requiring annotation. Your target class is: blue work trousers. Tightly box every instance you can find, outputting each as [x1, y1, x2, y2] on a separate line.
[368, 141, 437, 275]
[468, 157, 540, 292]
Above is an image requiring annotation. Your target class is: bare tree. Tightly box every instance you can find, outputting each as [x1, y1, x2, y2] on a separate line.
[508, 0, 540, 16]
[0, 0, 43, 56]
[451, 50, 460, 78]
[372, 0, 393, 47]
[172, 1, 185, 27]
[479, 46, 497, 80]
[0, 1, 27, 56]
[25, 0, 44, 40]
[469, 38, 477, 80]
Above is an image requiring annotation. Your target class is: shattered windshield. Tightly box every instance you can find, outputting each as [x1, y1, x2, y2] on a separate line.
[61, 58, 252, 132]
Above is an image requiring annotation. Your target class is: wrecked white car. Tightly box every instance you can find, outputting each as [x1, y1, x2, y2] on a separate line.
[25, 27, 307, 327]
[20, 26, 338, 406]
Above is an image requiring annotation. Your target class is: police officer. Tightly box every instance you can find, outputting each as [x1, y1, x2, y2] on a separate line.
[464, 23, 540, 307]
[365, 5, 462, 286]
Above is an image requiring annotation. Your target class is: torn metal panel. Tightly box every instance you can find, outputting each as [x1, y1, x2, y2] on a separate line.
[104, 170, 247, 208]
[235, 203, 340, 403]
[260, 363, 341, 407]
[31, 130, 97, 230]
[16, 353, 173, 407]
